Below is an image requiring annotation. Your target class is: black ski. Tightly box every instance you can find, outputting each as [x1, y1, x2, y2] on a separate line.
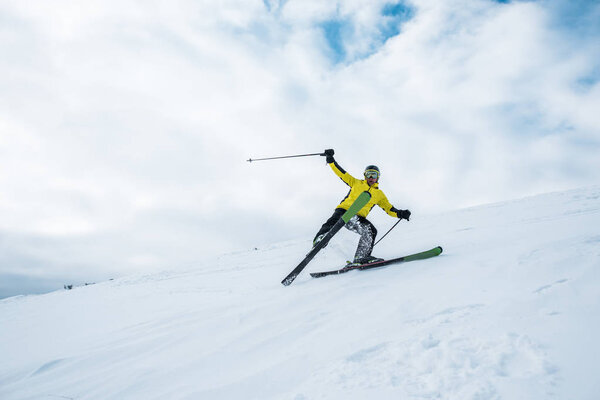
[281, 191, 372, 286]
[310, 246, 443, 278]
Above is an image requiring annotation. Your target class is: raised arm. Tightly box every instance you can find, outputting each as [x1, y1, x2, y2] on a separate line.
[323, 149, 357, 187]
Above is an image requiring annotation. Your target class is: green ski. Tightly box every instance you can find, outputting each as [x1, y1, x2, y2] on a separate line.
[281, 191, 372, 286]
[310, 246, 443, 278]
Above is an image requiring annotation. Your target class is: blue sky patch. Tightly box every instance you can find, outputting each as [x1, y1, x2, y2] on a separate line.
[548, 0, 600, 36]
[263, 0, 271, 12]
[382, 2, 414, 17]
[575, 70, 599, 93]
[320, 2, 415, 64]
[380, 2, 415, 44]
[320, 19, 352, 64]
[577, 74, 599, 87]
[263, 0, 289, 14]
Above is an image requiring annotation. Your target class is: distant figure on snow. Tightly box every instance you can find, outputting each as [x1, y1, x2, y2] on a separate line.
[312, 149, 411, 265]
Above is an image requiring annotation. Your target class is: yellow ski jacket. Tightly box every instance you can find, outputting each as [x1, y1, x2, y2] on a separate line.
[329, 160, 399, 218]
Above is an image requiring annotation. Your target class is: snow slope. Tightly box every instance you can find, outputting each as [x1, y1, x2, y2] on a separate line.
[1, 186, 599, 400]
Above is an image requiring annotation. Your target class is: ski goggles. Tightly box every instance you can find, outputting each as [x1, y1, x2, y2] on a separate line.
[364, 171, 379, 179]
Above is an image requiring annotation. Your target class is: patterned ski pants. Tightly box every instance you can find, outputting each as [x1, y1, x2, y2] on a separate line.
[314, 208, 378, 261]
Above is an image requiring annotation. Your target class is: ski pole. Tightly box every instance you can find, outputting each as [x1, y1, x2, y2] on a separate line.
[247, 152, 324, 162]
[374, 220, 401, 247]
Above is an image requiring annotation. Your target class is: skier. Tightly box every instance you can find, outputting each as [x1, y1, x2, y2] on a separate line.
[313, 149, 411, 265]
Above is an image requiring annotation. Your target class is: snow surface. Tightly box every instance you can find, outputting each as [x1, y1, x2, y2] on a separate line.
[1, 186, 599, 400]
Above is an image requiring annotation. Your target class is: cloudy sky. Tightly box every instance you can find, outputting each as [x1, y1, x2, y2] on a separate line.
[1, 0, 599, 298]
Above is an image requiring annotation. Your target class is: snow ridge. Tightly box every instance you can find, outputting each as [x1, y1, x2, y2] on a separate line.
[1, 185, 599, 399]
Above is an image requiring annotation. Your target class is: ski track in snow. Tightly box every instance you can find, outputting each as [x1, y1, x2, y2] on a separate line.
[1, 185, 600, 400]
[301, 333, 557, 400]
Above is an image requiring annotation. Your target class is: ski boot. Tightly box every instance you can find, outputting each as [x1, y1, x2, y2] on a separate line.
[347, 255, 384, 267]
[312, 234, 326, 248]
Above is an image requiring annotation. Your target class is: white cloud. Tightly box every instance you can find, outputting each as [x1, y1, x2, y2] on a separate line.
[1, 0, 599, 296]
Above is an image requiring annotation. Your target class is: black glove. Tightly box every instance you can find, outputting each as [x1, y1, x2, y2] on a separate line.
[395, 209, 411, 221]
[322, 149, 335, 163]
